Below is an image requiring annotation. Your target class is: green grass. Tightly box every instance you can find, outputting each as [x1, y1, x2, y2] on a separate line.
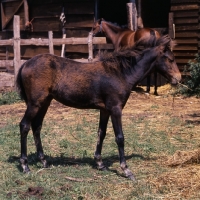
[0, 91, 21, 105]
[0, 98, 200, 199]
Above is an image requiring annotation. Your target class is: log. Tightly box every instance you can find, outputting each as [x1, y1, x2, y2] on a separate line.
[13, 15, 21, 87]
[23, 0, 29, 26]
[0, 37, 107, 46]
[126, 2, 137, 31]
[48, 31, 54, 54]
[88, 32, 93, 61]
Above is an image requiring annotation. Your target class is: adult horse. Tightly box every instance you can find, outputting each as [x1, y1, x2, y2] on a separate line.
[16, 35, 181, 181]
[92, 18, 161, 95]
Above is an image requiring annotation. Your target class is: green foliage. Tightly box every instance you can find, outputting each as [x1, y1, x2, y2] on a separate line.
[0, 91, 21, 105]
[176, 54, 200, 97]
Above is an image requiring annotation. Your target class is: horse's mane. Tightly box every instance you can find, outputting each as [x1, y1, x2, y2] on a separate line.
[101, 19, 129, 30]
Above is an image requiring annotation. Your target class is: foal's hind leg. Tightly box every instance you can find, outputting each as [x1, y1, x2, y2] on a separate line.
[20, 104, 41, 173]
[94, 109, 109, 170]
[153, 72, 158, 96]
[146, 75, 151, 93]
[110, 106, 135, 181]
[31, 97, 52, 168]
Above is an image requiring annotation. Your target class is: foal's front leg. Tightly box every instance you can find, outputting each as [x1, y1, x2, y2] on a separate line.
[111, 106, 135, 181]
[94, 110, 109, 170]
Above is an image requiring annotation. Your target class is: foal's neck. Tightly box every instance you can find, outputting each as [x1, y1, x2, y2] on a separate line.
[127, 49, 158, 87]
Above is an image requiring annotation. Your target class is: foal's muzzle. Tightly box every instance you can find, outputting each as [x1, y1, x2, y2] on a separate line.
[171, 73, 182, 85]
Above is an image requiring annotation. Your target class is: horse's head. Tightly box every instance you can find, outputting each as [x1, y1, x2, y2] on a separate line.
[154, 35, 181, 86]
[92, 18, 104, 36]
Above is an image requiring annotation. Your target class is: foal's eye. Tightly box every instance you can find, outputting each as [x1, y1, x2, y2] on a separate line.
[167, 57, 173, 63]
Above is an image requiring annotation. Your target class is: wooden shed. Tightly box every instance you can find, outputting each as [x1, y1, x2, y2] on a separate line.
[170, 0, 200, 73]
[0, 0, 95, 63]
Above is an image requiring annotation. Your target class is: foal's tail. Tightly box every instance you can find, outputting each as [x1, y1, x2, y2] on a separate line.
[16, 63, 28, 103]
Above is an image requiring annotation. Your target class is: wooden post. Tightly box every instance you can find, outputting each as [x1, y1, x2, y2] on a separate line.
[61, 28, 66, 57]
[168, 12, 175, 39]
[23, 0, 29, 26]
[13, 15, 21, 87]
[88, 32, 93, 61]
[48, 31, 54, 54]
[137, 0, 143, 29]
[127, 2, 137, 31]
[94, 0, 99, 20]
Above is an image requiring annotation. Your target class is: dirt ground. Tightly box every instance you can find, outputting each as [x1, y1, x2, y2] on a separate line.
[1, 84, 200, 126]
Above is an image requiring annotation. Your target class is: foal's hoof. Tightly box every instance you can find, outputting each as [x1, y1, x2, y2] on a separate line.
[41, 160, 49, 168]
[22, 165, 31, 173]
[127, 174, 137, 182]
[20, 158, 31, 173]
[97, 164, 108, 171]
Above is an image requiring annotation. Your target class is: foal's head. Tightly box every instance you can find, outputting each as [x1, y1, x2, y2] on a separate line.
[153, 35, 181, 85]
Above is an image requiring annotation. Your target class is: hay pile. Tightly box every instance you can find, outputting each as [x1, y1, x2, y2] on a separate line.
[166, 149, 200, 166]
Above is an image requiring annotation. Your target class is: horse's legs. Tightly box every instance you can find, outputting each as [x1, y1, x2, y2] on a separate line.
[94, 109, 109, 170]
[31, 98, 52, 168]
[20, 104, 41, 173]
[153, 72, 158, 96]
[110, 106, 135, 181]
[146, 75, 151, 93]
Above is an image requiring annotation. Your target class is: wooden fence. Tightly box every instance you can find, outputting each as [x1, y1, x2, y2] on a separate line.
[0, 15, 107, 86]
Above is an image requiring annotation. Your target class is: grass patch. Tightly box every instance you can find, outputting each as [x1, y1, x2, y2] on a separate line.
[0, 91, 21, 105]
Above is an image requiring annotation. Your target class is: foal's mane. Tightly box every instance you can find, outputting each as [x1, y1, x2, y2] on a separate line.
[99, 34, 173, 73]
[156, 34, 175, 50]
[99, 46, 143, 73]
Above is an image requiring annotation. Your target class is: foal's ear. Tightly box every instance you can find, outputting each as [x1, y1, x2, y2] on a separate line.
[159, 44, 166, 53]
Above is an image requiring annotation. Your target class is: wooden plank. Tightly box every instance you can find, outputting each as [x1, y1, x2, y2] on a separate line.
[174, 18, 198, 24]
[175, 39, 198, 44]
[64, 15, 94, 28]
[13, 15, 21, 86]
[174, 46, 198, 51]
[173, 11, 199, 18]
[2, 0, 24, 30]
[65, 45, 88, 53]
[173, 52, 197, 57]
[64, 2, 94, 15]
[94, 44, 114, 50]
[0, 59, 26, 67]
[175, 58, 194, 63]
[175, 25, 199, 31]
[171, 0, 199, 3]
[0, 39, 13, 45]
[0, 37, 107, 46]
[31, 2, 94, 16]
[175, 31, 198, 37]
[171, 4, 198, 11]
